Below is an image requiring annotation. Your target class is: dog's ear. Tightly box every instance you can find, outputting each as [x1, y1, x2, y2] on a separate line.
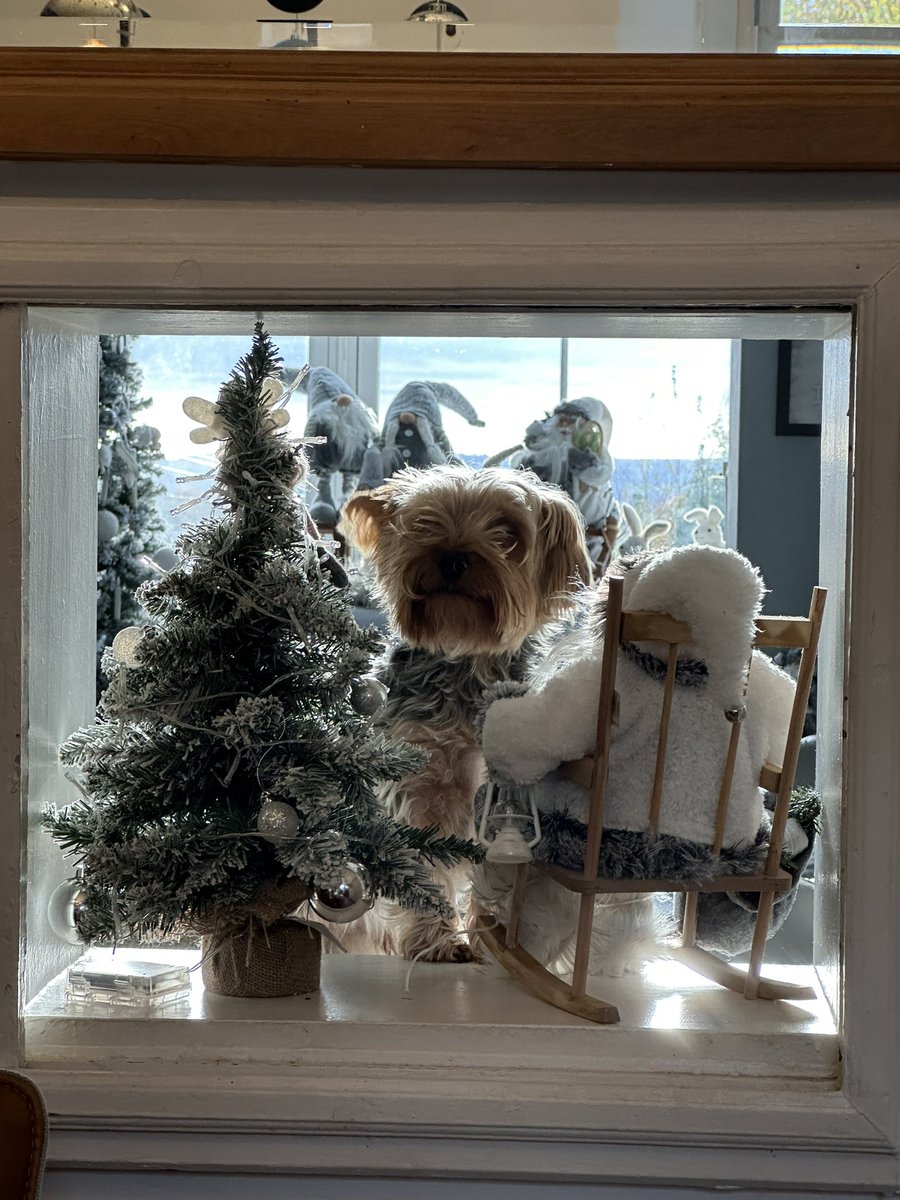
[338, 488, 394, 556]
[536, 488, 593, 599]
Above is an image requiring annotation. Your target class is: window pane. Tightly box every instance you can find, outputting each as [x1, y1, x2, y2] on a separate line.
[378, 334, 730, 555]
[781, 0, 900, 24]
[568, 338, 730, 546]
[379, 336, 563, 464]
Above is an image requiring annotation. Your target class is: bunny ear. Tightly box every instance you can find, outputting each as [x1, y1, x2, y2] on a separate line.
[709, 505, 724, 524]
[644, 519, 672, 545]
[622, 502, 641, 535]
[683, 507, 706, 523]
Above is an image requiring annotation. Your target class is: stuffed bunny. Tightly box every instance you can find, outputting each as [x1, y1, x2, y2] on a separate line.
[617, 502, 671, 556]
[683, 504, 725, 548]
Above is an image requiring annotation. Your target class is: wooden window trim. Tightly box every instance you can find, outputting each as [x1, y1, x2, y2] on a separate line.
[1, 49, 900, 170]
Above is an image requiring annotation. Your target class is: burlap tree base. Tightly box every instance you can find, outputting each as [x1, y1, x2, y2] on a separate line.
[201, 919, 322, 998]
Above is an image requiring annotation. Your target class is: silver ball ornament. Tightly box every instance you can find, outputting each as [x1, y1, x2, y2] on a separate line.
[97, 509, 120, 542]
[256, 798, 301, 842]
[310, 861, 375, 924]
[349, 675, 388, 717]
[152, 545, 179, 573]
[111, 625, 145, 667]
[47, 877, 90, 944]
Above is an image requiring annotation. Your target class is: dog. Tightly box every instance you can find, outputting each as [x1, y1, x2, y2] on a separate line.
[337, 464, 591, 961]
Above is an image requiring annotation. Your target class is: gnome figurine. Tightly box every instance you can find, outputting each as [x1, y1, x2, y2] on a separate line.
[301, 366, 379, 529]
[356, 381, 485, 489]
[511, 397, 619, 575]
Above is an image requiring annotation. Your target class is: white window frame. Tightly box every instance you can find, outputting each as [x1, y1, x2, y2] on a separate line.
[0, 169, 898, 1193]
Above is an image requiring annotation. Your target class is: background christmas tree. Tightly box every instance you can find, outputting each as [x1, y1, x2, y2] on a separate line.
[96, 334, 165, 698]
[47, 325, 475, 950]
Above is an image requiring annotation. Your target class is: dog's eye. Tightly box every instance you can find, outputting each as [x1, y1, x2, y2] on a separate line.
[489, 522, 519, 549]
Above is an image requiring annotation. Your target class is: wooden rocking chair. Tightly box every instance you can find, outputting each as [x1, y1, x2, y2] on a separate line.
[477, 575, 826, 1024]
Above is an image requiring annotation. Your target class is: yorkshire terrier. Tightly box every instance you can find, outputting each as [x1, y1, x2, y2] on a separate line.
[338, 465, 591, 962]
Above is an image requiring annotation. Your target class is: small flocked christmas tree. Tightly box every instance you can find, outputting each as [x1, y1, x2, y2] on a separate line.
[46, 325, 476, 997]
[96, 335, 164, 698]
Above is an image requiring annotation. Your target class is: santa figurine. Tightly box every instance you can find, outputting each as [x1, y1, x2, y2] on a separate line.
[504, 397, 619, 576]
[356, 380, 485, 489]
[300, 366, 379, 529]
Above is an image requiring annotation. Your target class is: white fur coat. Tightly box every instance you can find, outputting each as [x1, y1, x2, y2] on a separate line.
[481, 546, 795, 851]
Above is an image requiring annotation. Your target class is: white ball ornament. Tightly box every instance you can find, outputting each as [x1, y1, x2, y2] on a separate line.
[111, 625, 145, 667]
[310, 862, 375, 924]
[256, 798, 301, 841]
[47, 877, 90, 944]
[97, 509, 120, 542]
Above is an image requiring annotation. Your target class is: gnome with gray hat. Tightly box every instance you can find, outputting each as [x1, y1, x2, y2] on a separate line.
[301, 366, 379, 529]
[356, 380, 485, 490]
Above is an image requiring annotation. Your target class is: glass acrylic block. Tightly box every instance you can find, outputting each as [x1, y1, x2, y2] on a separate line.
[66, 959, 192, 1008]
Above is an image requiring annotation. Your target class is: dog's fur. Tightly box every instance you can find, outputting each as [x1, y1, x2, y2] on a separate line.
[337, 465, 591, 961]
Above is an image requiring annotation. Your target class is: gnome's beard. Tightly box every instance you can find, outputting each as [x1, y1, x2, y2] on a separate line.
[384, 416, 447, 473]
[528, 431, 572, 488]
[317, 402, 377, 468]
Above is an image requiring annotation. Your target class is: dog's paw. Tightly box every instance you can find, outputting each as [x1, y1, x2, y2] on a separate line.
[401, 930, 478, 963]
[421, 937, 478, 964]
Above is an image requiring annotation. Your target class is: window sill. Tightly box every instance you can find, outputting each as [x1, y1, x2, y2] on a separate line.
[26, 954, 890, 1189]
[25, 950, 839, 1114]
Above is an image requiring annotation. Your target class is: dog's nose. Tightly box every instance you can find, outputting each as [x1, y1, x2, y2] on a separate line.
[439, 552, 470, 581]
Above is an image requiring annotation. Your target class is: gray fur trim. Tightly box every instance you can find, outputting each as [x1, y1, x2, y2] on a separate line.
[534, 804, 767, 880]
[473, 679, 532, 737]
[622, 642, 709, 687]
[474, 780, 767, 882]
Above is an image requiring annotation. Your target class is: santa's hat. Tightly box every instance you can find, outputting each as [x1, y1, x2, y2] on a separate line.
[384, 381, 485, 431]
[621, 545, 764, 712]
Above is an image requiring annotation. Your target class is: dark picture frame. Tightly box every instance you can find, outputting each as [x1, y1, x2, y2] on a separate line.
[776, 340, 823, 437]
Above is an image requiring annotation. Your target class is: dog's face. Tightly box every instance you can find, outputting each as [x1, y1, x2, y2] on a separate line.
[339, 466, 591, 658]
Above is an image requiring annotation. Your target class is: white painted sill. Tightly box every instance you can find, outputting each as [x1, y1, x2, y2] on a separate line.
[25, 949, 837, 1110]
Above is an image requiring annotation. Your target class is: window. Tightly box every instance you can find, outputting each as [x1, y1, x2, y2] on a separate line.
[757, 0, 900, 51]
[136, 332, 731, 560]
[2, 173, 896, 1192]
[32, 309, 824, 1005]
